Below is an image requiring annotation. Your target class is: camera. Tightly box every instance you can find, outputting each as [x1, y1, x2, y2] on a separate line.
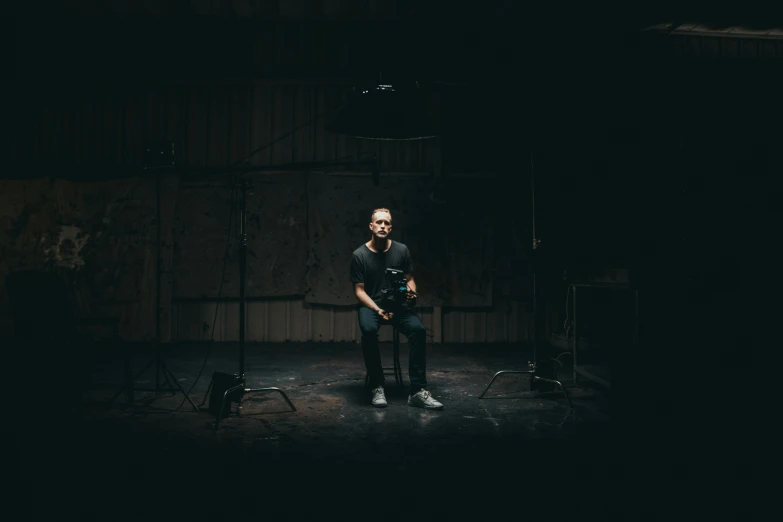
[380, 268, 416, 311]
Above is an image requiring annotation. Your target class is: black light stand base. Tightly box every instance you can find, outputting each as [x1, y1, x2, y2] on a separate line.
[203, 176, 296, 431]
[109, 356, 201, 411]
[479, 154, 574, 409]
[478, 363, 572, 408]
[204, 379, 296, 430]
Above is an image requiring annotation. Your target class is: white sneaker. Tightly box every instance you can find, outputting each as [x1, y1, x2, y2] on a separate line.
[408, 389, 443, 410]
[371, 386, 387, 408]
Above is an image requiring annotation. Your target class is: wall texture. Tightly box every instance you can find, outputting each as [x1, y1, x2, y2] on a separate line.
[0, 171, 533, 342]
[5, 11, 670, 344]
[11, 83, 441, 173]
[0, 176, 169, 340]
[3, 80, 536, 342]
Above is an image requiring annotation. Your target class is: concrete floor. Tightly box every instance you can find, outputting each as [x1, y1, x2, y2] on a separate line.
[12, 341, 614, 520]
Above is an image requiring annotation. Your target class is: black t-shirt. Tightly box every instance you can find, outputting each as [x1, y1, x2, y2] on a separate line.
[350, 241, 413, 305]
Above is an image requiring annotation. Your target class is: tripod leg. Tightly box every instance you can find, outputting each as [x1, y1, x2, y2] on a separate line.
[151, 354, 177, 394]
[393, 329, 403, 389]
[478, 370, 530, 399]
[161, 363, 175, 391]
[162, 364, 200, 412]
[393, 343, 403, 389]
[244, 387, 297, 412]
[536, 376, 573, 408]
[199, 377, 214, 408]
[109, 357, 155, 407]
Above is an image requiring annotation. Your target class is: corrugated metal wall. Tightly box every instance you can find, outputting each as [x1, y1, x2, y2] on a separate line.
[643, 24, 783, 58]
[171, 299, 530, 343]
[670, 34, 783, 58]
[65, 0, 442, 18]
[8, 80, 532, 344]
[16, 83, 439, 174]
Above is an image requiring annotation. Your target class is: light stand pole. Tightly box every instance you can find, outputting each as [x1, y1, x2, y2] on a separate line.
[110, 161, 199, 410]
[478, 153, 572, 407]
[210, 174, 296, 430]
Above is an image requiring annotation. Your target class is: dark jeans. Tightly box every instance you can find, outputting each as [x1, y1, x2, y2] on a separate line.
[358, 306, 427, 394]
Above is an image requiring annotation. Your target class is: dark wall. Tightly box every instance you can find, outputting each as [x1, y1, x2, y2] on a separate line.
[6, 12, 778, 347]
[627, 43, 781, 369]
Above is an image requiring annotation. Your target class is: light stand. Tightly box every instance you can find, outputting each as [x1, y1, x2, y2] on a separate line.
[204, 174, 296, 430]
[110, 160, 199, 411]
[478, 154, 572, 407]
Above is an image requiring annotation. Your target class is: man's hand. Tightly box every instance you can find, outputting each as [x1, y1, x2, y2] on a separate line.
[405, 291, 417, 308]
[378, 309, 394, 321]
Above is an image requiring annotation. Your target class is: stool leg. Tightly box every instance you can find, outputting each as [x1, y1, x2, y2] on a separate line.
[393, 328, 403, 389]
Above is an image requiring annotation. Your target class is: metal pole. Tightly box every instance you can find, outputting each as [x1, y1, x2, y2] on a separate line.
[212, 176, 296, 430]
[531, 154, 538, 362]
[477, 153, 571, 406]
[573, 285, 578, 383]
[154, 171, 162, 393]
[110, 167, 199, 411]
[239, 177, 247, 381]
[634, 289, 640, 347]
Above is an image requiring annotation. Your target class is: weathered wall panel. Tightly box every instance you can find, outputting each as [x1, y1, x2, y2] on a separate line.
[288, 299, 311, 341]
[333, 306, 354, 342]
[176, 301, 221, 341]
[443, 310, 464, 344]
[222, 302, 241, 342]
[2, 169, 525, 342]
[305, 172, 495, 307]
[267, 300, 288, 342]
[485, 303, 508, 343]
[171, 182, 235, 299]
[246, 301, 268, 341]
[0, 176, 170, 341]
[506, 300, 530, 343]
[158, 175, 180, 342]
[6, 65, 534, 342]
[171, 171, 308, 299]
[647, 25, 783, 59]
[464, 311, 487, 344]
[311, 304, 333, 342]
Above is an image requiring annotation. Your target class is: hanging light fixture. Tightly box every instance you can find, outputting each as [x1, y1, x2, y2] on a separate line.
[326, 79, 439, 141]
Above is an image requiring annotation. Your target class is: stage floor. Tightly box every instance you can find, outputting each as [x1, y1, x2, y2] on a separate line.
[12, 341, 614, 519]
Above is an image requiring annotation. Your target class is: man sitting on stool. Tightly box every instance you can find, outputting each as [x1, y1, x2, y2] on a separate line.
[350, 207, 443, 410]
